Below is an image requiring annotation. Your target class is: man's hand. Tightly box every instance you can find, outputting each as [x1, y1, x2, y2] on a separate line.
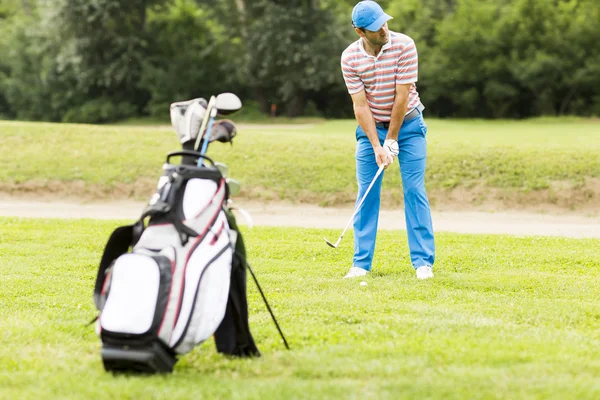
[383, 139, 399, 159]
[375, 146, 393, 169]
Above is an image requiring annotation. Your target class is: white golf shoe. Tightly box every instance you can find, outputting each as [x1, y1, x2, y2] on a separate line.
[344, 266, 369, 279]
[416, 265, 434, 280]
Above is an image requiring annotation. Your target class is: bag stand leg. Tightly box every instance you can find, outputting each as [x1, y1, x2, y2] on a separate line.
[246, 262, 290, 350]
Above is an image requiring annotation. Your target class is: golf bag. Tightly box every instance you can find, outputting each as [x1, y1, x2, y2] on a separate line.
[93, 153, 260, 373]
[92, 97, 261, 374]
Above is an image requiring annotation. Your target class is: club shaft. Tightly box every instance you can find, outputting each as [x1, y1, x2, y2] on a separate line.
[194, 96, 216, 152]
[337, 163, 385, 240]
[198, 108, 217, 165]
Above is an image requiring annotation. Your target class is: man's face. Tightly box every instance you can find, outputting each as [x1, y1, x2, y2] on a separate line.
[357, 22, 389, 47]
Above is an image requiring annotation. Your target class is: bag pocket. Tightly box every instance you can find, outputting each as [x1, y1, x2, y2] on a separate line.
[100, 253, 173, 341]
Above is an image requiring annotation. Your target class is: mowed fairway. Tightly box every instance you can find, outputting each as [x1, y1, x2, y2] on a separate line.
[1, 118, 599, 208]
[1, 217, 599, 399]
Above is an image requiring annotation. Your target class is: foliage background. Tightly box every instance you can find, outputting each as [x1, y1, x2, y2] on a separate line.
[1, 0, 600, 123]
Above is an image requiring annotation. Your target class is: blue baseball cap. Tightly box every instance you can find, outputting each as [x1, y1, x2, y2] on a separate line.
[352, 1, 393, 31]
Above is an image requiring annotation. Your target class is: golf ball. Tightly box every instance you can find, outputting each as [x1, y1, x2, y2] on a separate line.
[360, 281, 367, 287]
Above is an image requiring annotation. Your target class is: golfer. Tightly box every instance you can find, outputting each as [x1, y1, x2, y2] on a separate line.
[341, 1, 435, 279]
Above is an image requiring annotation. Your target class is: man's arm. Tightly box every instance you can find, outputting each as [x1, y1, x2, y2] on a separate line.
[388, 38, 420, 142]
[385, 83, 411, 141]
[350, 90, 392, 168]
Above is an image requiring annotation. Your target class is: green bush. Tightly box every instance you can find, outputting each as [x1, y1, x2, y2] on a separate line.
[62, 98, 137, 124]
[228, 100, 268, 121]
[2, 0, 600, 121]
[140, 0, 235, 119]
[388, 0, 600, 118]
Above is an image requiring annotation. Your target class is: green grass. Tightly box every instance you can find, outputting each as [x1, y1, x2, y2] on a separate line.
[1, 118, 599, 205]
[1, 217, 600, 399]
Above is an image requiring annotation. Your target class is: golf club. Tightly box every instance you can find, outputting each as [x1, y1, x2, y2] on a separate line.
[214, 162, 229, 178]
[324, 163, 385, 248]
[196, 93, 242, 166]
[198, 106, 218, 164]
[193, 96, 216, 152]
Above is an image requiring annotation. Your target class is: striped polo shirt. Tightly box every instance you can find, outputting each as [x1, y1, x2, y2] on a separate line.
[341, 31, 423, 123]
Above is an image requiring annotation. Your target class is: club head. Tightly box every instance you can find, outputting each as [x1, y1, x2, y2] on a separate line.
[215, 93, 242, 115]
[209, 119, 237, 144]
[214, 162, 229, 178]
[324, 238, 339, 248]
[226, 178, 241, 197]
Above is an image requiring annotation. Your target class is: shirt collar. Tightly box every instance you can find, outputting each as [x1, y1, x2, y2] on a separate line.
[358, 34, 393, 59]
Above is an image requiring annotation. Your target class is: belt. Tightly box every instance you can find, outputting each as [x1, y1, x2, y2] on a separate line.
[376, 104, 424, 129]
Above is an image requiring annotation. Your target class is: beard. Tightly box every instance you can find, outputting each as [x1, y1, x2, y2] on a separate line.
[366, 33, 388, 47]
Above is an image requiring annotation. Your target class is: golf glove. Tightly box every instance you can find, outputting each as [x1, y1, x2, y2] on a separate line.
[383, 139, 399, 158]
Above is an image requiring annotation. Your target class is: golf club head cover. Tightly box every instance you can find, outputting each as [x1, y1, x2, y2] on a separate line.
[383, 139, 399, 158]
[210, 119, 237, 144]
[170, 98, 208, 144]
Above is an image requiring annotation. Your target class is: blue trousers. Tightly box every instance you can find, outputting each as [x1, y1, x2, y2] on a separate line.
[353, 113, 435, 271]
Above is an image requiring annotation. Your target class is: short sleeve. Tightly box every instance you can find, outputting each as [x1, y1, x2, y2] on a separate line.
[341, 56, 364, 95]
[396, 40, 418, 84]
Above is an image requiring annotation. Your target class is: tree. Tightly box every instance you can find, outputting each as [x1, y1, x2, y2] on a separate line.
[140, 0, 236, 118]
[50, 0, 166, 122]
[200, 0, 352, 117]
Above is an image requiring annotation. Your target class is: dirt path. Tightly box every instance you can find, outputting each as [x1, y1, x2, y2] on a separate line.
[1, 197, 598, 238]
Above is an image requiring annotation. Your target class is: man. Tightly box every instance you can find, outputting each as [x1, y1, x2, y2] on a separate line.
[340, 1, 435, 280]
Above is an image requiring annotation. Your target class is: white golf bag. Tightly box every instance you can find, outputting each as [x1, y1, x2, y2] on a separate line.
[92, 96, 262, 374]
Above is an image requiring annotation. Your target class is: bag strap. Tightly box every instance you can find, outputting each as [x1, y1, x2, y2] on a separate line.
[141, 170, 200, 245]
[93, 221, 143, 310]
